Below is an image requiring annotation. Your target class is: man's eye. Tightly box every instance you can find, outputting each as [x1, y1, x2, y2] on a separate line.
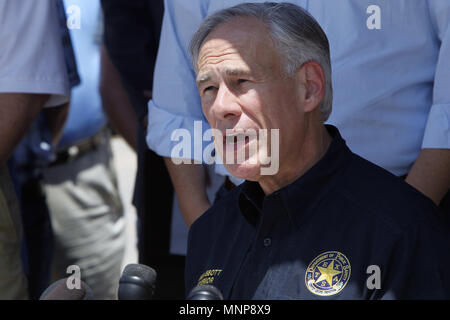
[204, 86, 216, 93]
[238, 79, 248, 85]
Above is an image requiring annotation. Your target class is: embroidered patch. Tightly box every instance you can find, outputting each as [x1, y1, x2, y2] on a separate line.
[305, 251, 351, 296]
[197, 269, 223, 286]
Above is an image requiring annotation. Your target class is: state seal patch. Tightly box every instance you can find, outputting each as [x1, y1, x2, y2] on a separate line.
[305, 251, 351, 296]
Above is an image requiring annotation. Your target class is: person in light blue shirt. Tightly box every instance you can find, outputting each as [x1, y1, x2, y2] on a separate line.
[41, 0, 126, 299]
[58, 1, 105, 148]
[146, 0, 450, 236]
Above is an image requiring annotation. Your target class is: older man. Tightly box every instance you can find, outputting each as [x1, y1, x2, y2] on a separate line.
[185, 3, 450, 300]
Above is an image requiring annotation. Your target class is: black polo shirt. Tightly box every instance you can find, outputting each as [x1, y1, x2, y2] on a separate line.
[185, 125, 450, 299]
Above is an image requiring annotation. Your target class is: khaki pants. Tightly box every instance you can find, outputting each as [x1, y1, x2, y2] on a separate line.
[42, 129, 126, 299]
[0, 165, 28, 299]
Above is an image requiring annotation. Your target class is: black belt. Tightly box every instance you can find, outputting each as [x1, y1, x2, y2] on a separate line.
[49, 130, 104, 167]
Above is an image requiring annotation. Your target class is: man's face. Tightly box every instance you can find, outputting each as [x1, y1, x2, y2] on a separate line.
[196, 17, 306, 180]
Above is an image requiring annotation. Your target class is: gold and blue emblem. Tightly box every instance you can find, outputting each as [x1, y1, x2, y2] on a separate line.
[305, 251, 351, 296]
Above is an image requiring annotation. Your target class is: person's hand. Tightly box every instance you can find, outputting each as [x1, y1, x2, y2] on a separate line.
[164, 157, 211, 227]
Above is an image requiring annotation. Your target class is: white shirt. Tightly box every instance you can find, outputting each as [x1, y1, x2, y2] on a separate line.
[0, 0, 70, 107]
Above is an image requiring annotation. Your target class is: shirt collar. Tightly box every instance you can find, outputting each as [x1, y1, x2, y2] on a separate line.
[238, 125, 351, 228]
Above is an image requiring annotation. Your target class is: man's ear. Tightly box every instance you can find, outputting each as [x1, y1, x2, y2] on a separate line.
[296, 61, 325, 113]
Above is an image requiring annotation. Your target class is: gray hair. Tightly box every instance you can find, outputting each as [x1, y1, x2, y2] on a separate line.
[189, 2, 333, 121]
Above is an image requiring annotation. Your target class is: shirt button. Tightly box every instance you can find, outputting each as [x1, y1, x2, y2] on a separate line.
[263, 238, 272, 247]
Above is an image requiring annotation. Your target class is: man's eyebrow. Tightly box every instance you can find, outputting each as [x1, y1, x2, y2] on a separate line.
[225, 68, 250, 77]
[196, 72, 212, 86]
[196, 68, 252, 86]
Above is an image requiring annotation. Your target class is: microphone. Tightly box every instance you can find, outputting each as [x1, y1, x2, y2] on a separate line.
[40, 278, 93, 300]
[187, 285, 224, 300]
[118, 263, 157, 300]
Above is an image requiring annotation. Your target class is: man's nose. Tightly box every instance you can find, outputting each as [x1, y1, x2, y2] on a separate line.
[211, 85, 241, 121]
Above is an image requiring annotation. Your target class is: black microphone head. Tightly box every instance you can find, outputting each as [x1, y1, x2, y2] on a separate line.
[40, 278, 93, 300]
[187, 285, 224, 300]
[118, 263, 157, 300]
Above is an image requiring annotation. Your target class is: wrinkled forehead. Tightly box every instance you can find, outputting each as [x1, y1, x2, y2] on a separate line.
[197, 16, 278, 72]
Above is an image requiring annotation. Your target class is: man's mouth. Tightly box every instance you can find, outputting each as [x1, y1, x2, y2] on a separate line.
[223, 129, 257, 151]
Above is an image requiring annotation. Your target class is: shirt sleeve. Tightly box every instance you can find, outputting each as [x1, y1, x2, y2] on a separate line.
[0, 0, 70, 107]
[146, 0, 211, 161]
[422, 0, 450, 149]
[374, 213, 450, 299]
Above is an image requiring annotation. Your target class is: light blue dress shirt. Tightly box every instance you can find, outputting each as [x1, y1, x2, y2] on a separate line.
[59, 0, 106, 149]
[147, 0, 450, 180]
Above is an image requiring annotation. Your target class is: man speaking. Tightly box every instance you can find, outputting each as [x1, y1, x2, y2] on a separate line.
[184, 2, 450, 299]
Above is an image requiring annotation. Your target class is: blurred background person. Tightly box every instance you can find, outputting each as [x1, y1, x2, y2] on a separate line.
[41, 0, 126, 300]
[0, 0, 71, 299]
[8, 0, 81, 300]
[101, 0, 184, 299]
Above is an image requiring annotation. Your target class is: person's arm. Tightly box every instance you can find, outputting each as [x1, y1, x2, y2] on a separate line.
[146, 0, 212, 226]
[0, 0, 71, 163]
[99, 45, 138, 150]
[406, 149, 450, 205]
[0, 93, 49, 164]
[43, 102, 70, 147]
[164, 157, 211, 227]
[407, 1, 450, 206]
